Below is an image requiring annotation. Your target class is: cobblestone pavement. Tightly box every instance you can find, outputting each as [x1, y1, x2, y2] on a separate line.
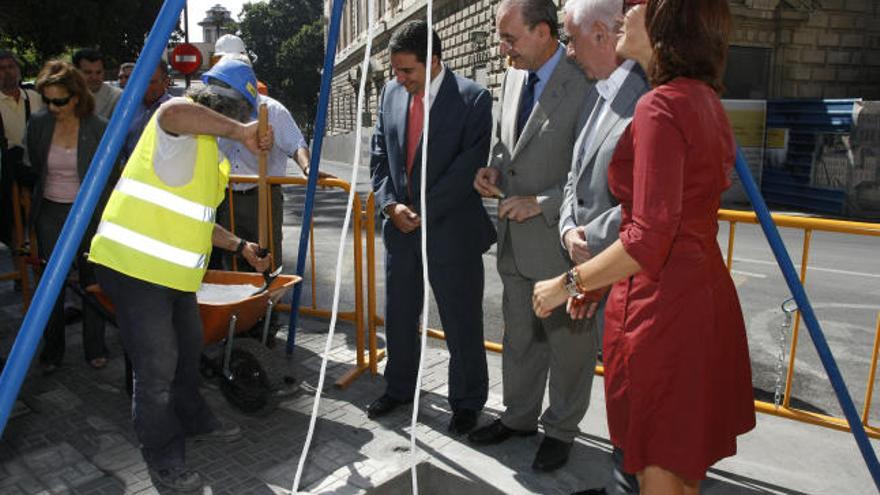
[1, 238, 877, 493]
[0, 288, 874, 494]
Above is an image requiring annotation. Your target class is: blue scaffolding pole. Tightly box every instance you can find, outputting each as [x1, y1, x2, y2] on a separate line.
[0, 0, 186, 435]
[734, 147, 880, 489]
[286, 0, 347, 353]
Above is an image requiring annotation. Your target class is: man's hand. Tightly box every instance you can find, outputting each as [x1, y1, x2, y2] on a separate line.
[294, 148, 338, 181]
[241, 241, 272, 272]
[386, 203, 421, 233]
[474, 167, 503, 198]
[237, 122, 274, 155]
[499, 196, 541, 223]
[532, 274, 568, 319]
[302, 166, 336, 180]
[563, 227, 592, 264]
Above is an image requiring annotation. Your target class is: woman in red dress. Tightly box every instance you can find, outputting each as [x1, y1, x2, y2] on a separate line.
[533, 0, 755, 493]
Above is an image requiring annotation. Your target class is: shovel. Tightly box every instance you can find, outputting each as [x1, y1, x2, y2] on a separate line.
[253, 103, 275, 295]
[251, 263, 284, 296]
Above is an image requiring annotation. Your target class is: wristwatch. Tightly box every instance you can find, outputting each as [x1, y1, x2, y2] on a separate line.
[234, 238, 247, 256]
[564, 268, 583, 297]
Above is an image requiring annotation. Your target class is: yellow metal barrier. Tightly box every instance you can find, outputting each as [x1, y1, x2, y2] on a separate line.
[424, 209, 880, 439]
[718, 209, 880, 439]
[226, 174, 383, 388]
[3, 183, 36, 312]
[99, 170, 880, 434]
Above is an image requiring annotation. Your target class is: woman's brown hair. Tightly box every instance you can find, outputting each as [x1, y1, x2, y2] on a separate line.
[645, 0, 731, 93]
[35, 60, 95, 118]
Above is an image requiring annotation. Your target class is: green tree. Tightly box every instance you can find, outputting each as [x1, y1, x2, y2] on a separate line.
[276, 20, 323, 139]
[0, 0, 171, 74]
[238, 0, 323, 140]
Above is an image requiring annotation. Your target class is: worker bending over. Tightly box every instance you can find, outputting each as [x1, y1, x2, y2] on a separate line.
[88, 59, 272, 492]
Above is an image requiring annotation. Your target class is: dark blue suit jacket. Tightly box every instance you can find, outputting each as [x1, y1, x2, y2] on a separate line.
[370, 68, 496, 264]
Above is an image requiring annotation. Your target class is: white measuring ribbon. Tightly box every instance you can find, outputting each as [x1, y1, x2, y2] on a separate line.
[409, 8, 434, 494]
[290, 0, 376, 491]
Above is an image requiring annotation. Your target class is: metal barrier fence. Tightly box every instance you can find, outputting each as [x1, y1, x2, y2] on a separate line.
[10, 173, 385, 389]
[718, 209, 880, 438]
[1, 184, 36, 312]
[421, 209, 880, 440]
[225, 174, 383, 388]
[13, 171, 878, 436]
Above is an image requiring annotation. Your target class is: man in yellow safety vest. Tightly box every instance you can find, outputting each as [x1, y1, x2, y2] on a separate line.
[89, 59, 272, 492]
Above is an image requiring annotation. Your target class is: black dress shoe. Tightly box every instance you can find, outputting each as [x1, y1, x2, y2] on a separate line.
[468, 418, 536, 445]
[366, 394, 410, 419]
[532, 436, 573, 472]
[448, 409, 479, 435]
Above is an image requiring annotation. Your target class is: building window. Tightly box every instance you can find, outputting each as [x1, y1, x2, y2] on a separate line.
[723, 46, 771, 99]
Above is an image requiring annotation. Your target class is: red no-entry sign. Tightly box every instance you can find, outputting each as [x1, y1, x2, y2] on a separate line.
[170, 43, 203, 75]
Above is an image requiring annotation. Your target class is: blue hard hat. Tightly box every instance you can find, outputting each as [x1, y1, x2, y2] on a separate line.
[201, 58, 259, 115]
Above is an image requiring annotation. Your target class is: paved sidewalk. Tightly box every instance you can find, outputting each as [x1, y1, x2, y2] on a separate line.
[0, 270, 876, 495]
[1, 159, 878, 495]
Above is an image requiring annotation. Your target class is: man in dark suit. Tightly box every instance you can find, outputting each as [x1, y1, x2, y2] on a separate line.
[368, 20, 495, 434]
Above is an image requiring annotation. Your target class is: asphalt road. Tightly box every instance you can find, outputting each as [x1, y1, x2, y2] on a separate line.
[277, 159, 880, 424]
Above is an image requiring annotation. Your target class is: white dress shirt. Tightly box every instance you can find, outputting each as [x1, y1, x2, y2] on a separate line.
[218, 95, 307, 191]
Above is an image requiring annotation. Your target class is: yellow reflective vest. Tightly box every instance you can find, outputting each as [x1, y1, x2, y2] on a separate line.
[89, 113, 229, 292]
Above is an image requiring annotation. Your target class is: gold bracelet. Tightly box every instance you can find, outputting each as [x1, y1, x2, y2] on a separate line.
[572, 267, 586, 292]
[564, 268, 583, 297]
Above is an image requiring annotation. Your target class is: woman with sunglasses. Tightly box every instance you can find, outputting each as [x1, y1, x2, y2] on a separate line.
[23, 60, 116, 373]
[534, 1, 755, 493]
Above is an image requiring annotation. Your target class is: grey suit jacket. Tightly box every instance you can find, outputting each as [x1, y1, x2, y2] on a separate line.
[489, 55, 591, 280]
[559, 63, 649, 255]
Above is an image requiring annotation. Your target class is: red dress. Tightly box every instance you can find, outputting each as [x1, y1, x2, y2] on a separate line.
[604, 77, 756, 480]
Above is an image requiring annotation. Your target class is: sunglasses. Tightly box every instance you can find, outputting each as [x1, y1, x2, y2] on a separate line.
[42, 95, 73, 107]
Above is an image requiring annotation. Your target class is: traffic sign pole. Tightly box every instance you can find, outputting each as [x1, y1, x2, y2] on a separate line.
[184, 0, 191, 87]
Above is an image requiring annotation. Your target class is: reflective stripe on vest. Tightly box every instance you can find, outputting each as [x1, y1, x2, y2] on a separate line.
[96, 221, 207, 269]
[115, 178, 216, 223]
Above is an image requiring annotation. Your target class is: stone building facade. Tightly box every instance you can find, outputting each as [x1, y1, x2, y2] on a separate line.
[322, 0, 879, 136]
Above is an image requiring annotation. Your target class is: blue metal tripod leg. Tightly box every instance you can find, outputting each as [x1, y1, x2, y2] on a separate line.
[285, 0, 348, 354]
[734, 146, 880, 489]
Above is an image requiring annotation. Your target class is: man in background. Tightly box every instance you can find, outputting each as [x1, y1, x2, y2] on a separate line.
[121, 62, 172, 163]
[117, 62, 135, 89]
[213, 46, 314, 266]
[73, 48, 121, 119]
[0, 50, 44, 248]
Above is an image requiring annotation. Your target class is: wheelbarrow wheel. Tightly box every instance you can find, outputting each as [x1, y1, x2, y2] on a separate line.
[219, 343, 275, 415]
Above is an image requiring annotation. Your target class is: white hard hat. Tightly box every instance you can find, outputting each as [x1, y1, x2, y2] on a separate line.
[215, 34, 247, 55]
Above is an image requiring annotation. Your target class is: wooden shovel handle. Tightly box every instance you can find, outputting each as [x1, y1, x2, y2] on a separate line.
[257, 103, 269, 251]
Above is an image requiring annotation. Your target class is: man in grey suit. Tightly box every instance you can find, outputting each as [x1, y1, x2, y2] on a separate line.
[561, 0, 649, 493]
[470, 0, 592, 472]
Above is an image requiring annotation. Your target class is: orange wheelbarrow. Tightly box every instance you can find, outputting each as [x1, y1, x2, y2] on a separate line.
[86, 270, 301, 414]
